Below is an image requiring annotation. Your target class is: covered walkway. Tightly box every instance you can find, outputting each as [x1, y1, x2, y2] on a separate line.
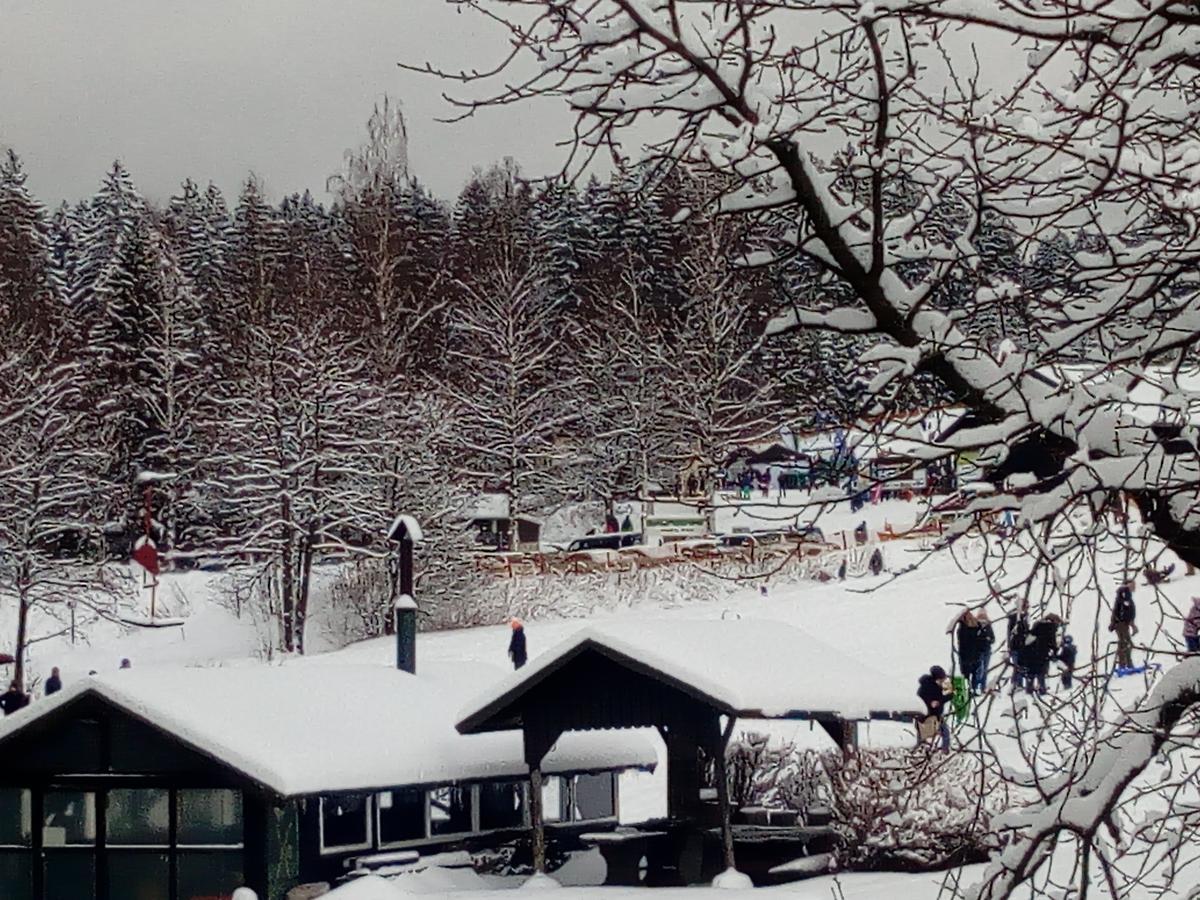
[457, 619, 922, 879]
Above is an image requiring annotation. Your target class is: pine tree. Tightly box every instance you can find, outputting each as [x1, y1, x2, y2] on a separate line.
[0, 150, 63, 345]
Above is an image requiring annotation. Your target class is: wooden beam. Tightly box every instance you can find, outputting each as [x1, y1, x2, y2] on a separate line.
[529, 766, 547, 874]
[713, 715, 738, 873]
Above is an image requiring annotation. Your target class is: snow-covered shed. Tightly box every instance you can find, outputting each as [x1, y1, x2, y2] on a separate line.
[464, 493, 542, 552]
[457, 619, 921, 875]
[0, 661, 655, 900]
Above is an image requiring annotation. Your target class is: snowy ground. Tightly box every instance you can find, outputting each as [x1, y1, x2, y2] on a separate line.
[14, 495, 1199, 897]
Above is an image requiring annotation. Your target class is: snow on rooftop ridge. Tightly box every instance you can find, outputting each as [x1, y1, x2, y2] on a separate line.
[459, 618, 921, 729]
[386, 513, 423, 542]
[0, 662, 656, 797]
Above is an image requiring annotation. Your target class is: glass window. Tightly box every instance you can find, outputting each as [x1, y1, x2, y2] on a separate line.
[42, 792, 96, 847]
[0, 851, 32, 899]
[177, 849, 244, 900]
[107, 789, 169, 846]
[0, 790, 31, 847]
[178, 790, 243, 846]
[319, 795, 371, 853]
[377, 788, 425, 845]
[43, 851, 95, 900]
[541, 777, 563, 823]
[479, 782, 526, 831]
[106, 850, 168, 900]
[428, 786, 472, 836]
[572, 773, 615, 820]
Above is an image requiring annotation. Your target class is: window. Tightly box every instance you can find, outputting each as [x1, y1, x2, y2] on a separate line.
[0, 790, 31, 900]
[478, 782, 526, 831]
[320, 795, 372, 854]
[376, 789, 425, 846]
[570, 773, 615, 821]
[106, 789, 170, 900]
[177, 790, 244, 900]
[42, 791, 96, 847]
[107, 788, 169, 845]
[178, 789, 243, 846]
[428, 786, 472, 836]
[541, 777, 564, 823]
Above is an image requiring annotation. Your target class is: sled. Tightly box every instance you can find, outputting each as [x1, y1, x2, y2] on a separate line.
[1114, 663, 1163, 677]
[951, 675, 971, 724]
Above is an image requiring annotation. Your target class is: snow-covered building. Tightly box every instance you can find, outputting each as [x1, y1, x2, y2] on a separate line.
[0, 659, 655, 900]
[464, 493, 542, 552]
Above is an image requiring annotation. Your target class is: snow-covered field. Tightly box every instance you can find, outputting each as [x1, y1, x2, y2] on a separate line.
[17, 496, 1199, 898]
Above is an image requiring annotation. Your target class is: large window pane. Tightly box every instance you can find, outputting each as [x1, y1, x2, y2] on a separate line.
[107, 789, 169, 846]
[43, 851, 95, 900]
[42, 792, 96, 847]
[572, 774, 615, 820]
[479, 782, 526, 831]
[106, 850, 168, 900]
[0, 790, 31, 846]
[0, 850, 32, 900]
[178, 790, 243, 846]
[177, 850, 244, 900]
[319, 795, 371, 852]
[428, 786, 472, 836]
[541, 777, 563, 824]
[377, 789, 424, 845]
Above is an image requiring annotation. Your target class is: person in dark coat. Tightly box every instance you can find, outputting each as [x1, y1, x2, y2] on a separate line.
[507, 618, 527, 670]
[1110, 583, 1137, 669]
[1007, 606, 1029, 694]
[972, 612, 995, 694]
[44, 667, 62, 696]
[0, 681, 29, 716]
[1024, 615, 1061, 695]
[955, 611, 981, 688]
[916, 665, 953, 752]
[1058, 635, 1078, 689]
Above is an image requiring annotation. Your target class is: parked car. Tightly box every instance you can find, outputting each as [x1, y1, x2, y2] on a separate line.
[565, 532, 644, 553]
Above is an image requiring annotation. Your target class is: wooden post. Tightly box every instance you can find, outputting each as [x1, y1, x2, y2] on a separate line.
[713, 716, 737, 872]
[529, 766, 547, 873]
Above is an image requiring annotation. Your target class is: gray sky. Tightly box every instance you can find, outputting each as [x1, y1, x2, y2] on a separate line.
[0, 0, 572, 206]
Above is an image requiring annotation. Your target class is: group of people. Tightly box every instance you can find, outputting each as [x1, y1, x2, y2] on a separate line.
[0, 659, 131, 717]
[1007, 607, 1073, 695]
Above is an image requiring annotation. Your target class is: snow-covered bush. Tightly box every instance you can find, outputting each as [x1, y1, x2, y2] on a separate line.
[721, 733, 829, 816]
[823, 748, 1012, 871]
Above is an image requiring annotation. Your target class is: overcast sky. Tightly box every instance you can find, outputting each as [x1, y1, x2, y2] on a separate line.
[0, 0, 573, 206]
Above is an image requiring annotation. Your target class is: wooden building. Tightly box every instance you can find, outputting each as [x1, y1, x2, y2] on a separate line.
[0, 663, 655, 900]
[458, 619, 922, 883]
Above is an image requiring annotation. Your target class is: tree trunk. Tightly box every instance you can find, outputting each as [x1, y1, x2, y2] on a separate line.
[13, 588, 30, 693]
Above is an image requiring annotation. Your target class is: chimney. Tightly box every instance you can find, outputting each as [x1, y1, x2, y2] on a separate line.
[387, 514, 423, 674]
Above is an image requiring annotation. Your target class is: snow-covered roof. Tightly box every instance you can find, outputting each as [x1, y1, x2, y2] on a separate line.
[0, 662, 657, 798]
[463, 493, 542, 524]
[458, 619, 922, 734]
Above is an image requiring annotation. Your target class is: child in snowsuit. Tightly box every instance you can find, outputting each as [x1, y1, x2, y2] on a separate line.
[916, 665, 953, 752]
[1058, 635, 1077, 689]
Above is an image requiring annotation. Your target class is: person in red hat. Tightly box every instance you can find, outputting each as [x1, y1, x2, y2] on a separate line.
[507, 618, 527, 670]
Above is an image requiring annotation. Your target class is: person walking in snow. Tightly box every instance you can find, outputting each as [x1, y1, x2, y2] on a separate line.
[1110, 583, 1137, 669]
[1025, 614, 1061, 696]
[0, 681, 29, 716]
[955, 611, 981, 689]
[1183, 597, 1200, 653]
[972, 612, 995, 694]
[44, 667, 62, 696]
[917, 665, 953, 752]
[1058, 635, 1078, 689]
[1007, 604, 1030, 694]
[508, 618, 527, 670]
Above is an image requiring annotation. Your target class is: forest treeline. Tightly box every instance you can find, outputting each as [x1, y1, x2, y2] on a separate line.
[0, 105, 1070, 655]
